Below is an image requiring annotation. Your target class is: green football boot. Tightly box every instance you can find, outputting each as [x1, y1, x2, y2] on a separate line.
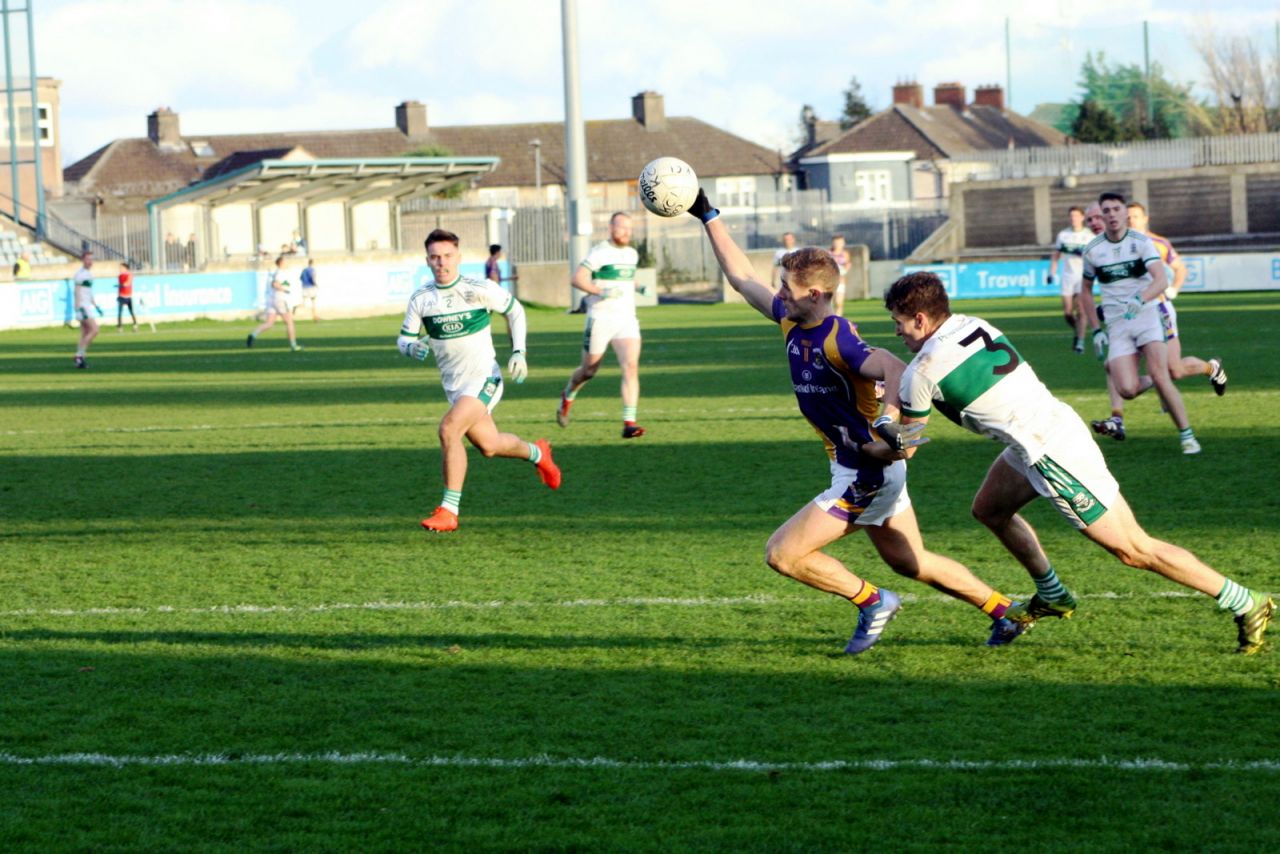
[1006, 592, 1078, 627]
[1234, 595, 1274, 655]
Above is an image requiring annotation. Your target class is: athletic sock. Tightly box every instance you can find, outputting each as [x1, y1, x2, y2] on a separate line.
[440, 489, 462, 515]
[850, 580, 881, 609]
[981, 592, 1012, 619]
[563, 384, 579, 402]
[1033, 566, 1070, 602]
[526, 442, 542, 465]
[1216, 578, 1256, 616]
[1179, 427, 1196, 442]
[1110, 411, 1124, 422]
[622, 404, 637, 423]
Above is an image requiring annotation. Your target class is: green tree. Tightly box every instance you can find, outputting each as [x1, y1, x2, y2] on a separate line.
[840, 76, 873, 129]
[404, 144, 465, 198]
[1070, 99, 1123, 143]
[1070, 51, 1208, 140]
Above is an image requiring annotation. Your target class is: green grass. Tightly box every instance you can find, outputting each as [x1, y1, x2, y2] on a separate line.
[2, 294, 1278, 851]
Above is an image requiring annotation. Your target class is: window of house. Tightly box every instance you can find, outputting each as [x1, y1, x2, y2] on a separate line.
[190, 140, 215, 158]
[714, 176, 757, 208]
[854, 169, 891, 203]
[0, 102, 53, 147]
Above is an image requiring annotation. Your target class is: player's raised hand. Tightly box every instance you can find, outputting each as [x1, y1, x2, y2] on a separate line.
[507, 350, 528, 384]
[873, 416, 929, 451]
[1092, 328, 1108, 362]
[686, 189, 719, 224]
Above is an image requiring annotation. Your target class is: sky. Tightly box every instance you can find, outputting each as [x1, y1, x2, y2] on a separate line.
[20, 0, 1280, 166]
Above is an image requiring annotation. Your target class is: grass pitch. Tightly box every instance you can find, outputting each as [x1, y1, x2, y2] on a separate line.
[1, 293, 1278, 850]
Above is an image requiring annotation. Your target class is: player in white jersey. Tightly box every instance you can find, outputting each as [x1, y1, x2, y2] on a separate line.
[556, 212, 646, 438]
[882, 270, 1272, 654]
[1078, 193, 1199, 454]
[246, 255, 302, 352]
[399, 229, 562, 532]
[1047, 206, 1092, 353]
[771, 231, 797, 288]
[72, 251, 101, 368]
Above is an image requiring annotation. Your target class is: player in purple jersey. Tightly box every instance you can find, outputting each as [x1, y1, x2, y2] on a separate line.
[690, 189, 1025, 655]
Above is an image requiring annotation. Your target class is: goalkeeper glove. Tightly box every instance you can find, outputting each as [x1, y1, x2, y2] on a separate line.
[1092, 328, 1108, 361]
[507, 350, 528, 384]
[687, 189, 719, 224]
[1122, 294, 1145, 320]
[397, 335, 429, 361]
[873, 415, 929, 451]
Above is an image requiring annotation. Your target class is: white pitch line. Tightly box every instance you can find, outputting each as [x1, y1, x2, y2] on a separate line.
[0, 751, 1275, 773]
[0, 590, 1198, 620]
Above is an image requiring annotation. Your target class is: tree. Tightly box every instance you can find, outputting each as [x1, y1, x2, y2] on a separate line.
[840, 76, 873, 130]
[1070, 51, 1211, 140]
[1070, 99, 1123, 143]
[1191, 29, 1274, 134]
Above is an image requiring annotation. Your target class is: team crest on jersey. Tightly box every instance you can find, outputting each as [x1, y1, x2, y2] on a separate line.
[462, 290, 481, 306]
[812, 353, 826, 371]
[1072, 493, 1095, 514]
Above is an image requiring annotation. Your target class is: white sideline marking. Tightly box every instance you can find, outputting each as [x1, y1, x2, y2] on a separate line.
[0, 590, 1198, 620]
[0, 751, 1275, 773]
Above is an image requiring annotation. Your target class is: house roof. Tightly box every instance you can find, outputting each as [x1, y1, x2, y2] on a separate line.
[65, 113, 784, 202]
[800, 104, 1067, 162]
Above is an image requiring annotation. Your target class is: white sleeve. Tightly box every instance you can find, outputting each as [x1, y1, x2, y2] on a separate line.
[899, 363, 936, 418]
[504, 297, 528, 353]
[399, 293, 423, 337]
[581, 242, 603, 272]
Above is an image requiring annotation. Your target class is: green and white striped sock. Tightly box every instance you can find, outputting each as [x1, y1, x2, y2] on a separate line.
[623, 404, 637, 423]
[526, 442, 542, 465]
[441, 489, 462, 515]
[1179, 427, 1196, 442]
[1216, 578, 1255, 616]
[1034, 566, 1070, 602]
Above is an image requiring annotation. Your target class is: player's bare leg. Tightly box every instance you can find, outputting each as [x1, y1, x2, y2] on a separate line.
[864, 505, 996, 607]
[1138, 341, 1189, 430]
[764, 503, 870, 598]
[1081, 495, 1224, 594]
[612, 336, 644, 437]
[971, 455, 1051, 577]
[76, 316, 99, 366]
[282, 310, 301, 351]
[557, 350, 605, 427]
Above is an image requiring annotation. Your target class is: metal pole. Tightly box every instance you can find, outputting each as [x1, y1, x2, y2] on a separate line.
[24, 0, 41, 236]
[1143, 20, 1153, 127]
[2, 0, 22, 223]
[1004, 17, 1012, 110]
[561, 0, 590, 290]
[531, 139, 542, 194]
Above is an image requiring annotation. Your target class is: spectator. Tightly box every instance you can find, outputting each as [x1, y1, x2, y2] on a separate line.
[297, 258, 319, 321]
[116, 260, 138, 331]
[185, 233, 197, 271]
[12, 251, 30, 279]
[164, 233, 180, 270]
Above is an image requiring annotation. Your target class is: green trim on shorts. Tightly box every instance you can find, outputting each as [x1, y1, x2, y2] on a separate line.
[1035, 454, 1106, 526]
[581, 318, 593, 352]
[476, 375, 501, 407]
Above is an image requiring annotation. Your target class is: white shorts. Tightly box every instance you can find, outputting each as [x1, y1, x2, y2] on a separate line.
[75, 306, 96, 323]
[583, 312, 641, 356]
[267, 293, 291, 315]
[814, 458, 911, 527]
[444, 370, 504, 412]
[300, 288, 318, 305]
[1158, 300, 1178, 341]
[999, 414, 1119, 530]
[1060, 274, 1082, 298]
[1104, 301, 1164, 362]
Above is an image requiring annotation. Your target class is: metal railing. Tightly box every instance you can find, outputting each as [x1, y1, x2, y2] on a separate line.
[0, 190, 137, 266]
[952, 132, 1280, 182]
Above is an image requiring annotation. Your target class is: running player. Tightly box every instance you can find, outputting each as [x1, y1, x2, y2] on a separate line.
[556, 212, 645, 438]
[691, 189, 1027, 654]
[73, 250, 101, 368]
[398, 228, 561, 533]
[246, 255, 302, 351]
[883, 270, 1272, 654]
[828, 234, 850, 317]
[1047, 206, 1092, 353]
[1078, 193, 1200, 454]
[771, 231, 797, 288]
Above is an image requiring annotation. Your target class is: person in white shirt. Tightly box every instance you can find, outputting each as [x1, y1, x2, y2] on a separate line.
[556, 212, 646, 438]
[72, 251, 101, 368]
[1047, 206, 1093, 353]
[246, 255, 302, 352]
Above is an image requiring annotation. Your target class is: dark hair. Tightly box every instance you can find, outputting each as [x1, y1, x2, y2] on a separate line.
[781, 247, 839, 293]
[1126, 201, 1147, 215]
[489, 244, 501, 254]
[884, 271, 951, 320]
[120, 260, 129, 269]
[425, 229, 460, 251]
[1068, 205, 1084, 215]
[1098, 191, 1126, 206]
[275, 255, 285, 265]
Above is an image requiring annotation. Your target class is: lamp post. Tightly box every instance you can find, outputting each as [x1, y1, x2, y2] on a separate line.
[529, 138, 542, 197]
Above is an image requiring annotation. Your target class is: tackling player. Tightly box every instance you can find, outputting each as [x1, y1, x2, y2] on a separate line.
[883, 270, 1272, 654]
[1047, 206, 1092, 353]
[556, 212, 646, 439]
[1078, 193, 1200, 454]
[73, 250, 101, 368]
[399, 229, 561, 533]
[692, 189, 1027, 654]
[1091, 203, 1227, 442]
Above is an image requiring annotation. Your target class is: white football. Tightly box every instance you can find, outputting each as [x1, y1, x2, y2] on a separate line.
[638, 157, 699, 217]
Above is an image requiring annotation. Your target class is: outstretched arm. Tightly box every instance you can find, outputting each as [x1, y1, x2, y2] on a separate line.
[691, 191, 775, 319]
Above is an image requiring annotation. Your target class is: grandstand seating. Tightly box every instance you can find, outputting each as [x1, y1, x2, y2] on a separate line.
[0, 228, 69, 273]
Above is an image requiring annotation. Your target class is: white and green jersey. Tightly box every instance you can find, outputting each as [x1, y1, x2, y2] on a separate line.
[1054, 226, 1092, 279]
[900, 314, 1074, 465]
[400, 274, 520, 391]
[581, 240, 638, 318]
[1082, 229, 1160, 316]
[73, 267, 94, 309]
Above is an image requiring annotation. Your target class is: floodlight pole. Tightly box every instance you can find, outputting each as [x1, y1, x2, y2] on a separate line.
[561, 0, 590, 289]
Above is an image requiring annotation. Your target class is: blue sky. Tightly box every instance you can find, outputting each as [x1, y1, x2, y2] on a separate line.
[25, 0, 1280, 165]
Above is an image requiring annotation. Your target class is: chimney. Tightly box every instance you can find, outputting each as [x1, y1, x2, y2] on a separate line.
[147, 107, 181, 147]
[396, 101, 428, 139]
[934, 82, 966, 110]
[973, 84, 1005, 111]
[892, 81, 923, 109]
[802, 105, 818, 146]
[632, 91, 666, 131]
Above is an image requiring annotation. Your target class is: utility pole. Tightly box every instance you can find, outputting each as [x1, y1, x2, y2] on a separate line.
[1143, 20, 1153, 128]
[560, 0, 590, 294]
[1004, 17, 1012, 110]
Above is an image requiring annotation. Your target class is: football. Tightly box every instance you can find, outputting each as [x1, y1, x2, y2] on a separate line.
[638, 157, 699, 217]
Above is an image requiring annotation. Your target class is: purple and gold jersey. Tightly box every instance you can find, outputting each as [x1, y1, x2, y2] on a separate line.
[772, 297, 881, 470]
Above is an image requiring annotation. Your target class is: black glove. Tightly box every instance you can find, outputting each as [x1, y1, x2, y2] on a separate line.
[687, 189, 719, 224]
[873, 415, 929, 452]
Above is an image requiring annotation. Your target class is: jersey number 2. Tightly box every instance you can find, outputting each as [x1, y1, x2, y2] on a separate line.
[959, 327, 1019, 376]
